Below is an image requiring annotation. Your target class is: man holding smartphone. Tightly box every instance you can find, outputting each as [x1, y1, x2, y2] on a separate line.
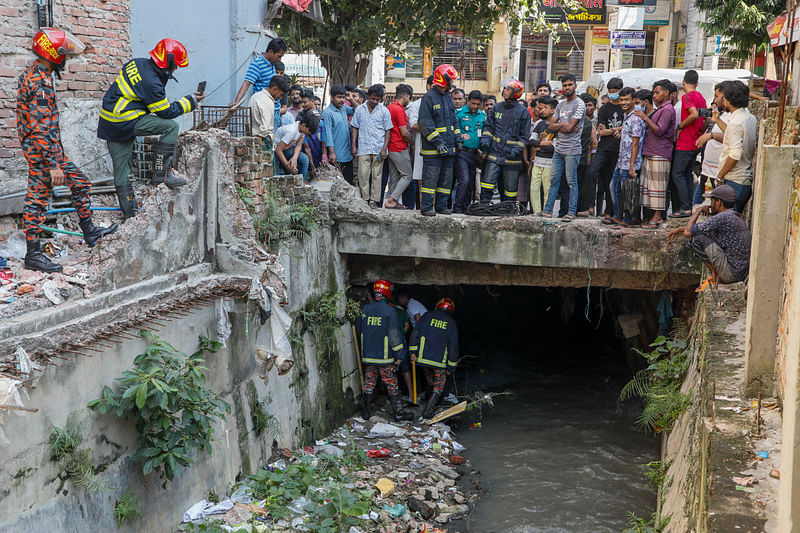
[97, 38, 205, 220]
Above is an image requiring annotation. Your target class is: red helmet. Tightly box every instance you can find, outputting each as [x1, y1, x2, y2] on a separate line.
[32, 28, 85, 65]
[373, 279, 393, 300]
[433, 64, 459, 89]
[435, 297, 455, 314]
[149, 38, 189, 70]
[502, 78, 524, 100]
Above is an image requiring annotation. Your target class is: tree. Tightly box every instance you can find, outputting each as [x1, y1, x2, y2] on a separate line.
[694, 0, 785, 61]
[276, 0, 583, 85]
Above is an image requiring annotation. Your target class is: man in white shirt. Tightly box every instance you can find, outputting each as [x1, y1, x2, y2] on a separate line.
[249, 76, 290, 147]
[714, 80, 758, 213]
[406, 76, 435, 209]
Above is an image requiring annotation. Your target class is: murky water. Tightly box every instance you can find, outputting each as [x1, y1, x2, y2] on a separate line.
[452, 348, 659, 533]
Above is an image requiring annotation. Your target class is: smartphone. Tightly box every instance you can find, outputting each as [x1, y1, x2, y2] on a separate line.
[196, 81, 207, 94]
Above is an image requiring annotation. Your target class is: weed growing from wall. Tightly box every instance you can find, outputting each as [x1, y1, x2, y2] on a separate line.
[48, 414, 108, 493]
[252, 189, 316, 250]
[88, 332, 231, 481]
[622, 511, 671, 532]
[113, 490, 142, 527]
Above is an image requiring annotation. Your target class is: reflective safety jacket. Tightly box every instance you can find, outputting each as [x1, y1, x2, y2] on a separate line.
[16, 61, 64, 167]
[97, 58, 197, 142]
[418, 87, 460, 157]
[359, 299, 407, 366]
[409, 309, 458, 371]
[479, 99, 531, 166]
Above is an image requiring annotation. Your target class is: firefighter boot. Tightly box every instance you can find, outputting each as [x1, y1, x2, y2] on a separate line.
[152, 142, 187, 189]
[361, 393, 372, 421]
[421, 391, 441, 420]
[79, 217, 119, 248]
[389, 393, 414, 421]
[24, 240, 63, 273]
[115, 183, 137, 221]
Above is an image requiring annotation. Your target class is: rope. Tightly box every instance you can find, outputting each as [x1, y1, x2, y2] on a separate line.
[584, 234, 596, 322]
[205, 34, 263, 100]
[465, 201, 523, 216]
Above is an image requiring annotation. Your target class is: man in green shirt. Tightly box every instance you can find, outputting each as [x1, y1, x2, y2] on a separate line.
[454, 90, 486, 213]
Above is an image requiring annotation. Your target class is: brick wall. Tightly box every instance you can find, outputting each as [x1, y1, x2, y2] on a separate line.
[0, 0, 131, 194]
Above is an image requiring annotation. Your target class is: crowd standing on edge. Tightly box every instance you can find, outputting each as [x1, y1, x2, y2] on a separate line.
[14, 28, 757, 288]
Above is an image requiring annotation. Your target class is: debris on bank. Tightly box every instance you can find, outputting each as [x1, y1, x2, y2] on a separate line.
[179, 416, 477, 533]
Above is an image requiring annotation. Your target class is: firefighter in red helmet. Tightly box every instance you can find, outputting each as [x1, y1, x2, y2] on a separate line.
[16, 28, 118, 273]
[97, 38, 205, 220]
[358, 279, 413, 421]
[409, 297, 459, 420]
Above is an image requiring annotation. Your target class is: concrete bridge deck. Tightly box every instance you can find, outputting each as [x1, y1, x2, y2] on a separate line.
[329, 187, 702, 290]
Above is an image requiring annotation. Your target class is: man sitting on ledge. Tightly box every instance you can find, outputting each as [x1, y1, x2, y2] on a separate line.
[666, 184, 751, 285]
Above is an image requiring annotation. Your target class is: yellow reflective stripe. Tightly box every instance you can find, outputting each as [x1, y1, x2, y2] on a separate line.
[100, 108, 146, 123]
[436, 188, 451, 194]
[147, 98, 170, 113]
[492, 135, 501, 142]
[434, 127, 446, 132]
[362, 357, 393, 364]
[115, 74, 137, 100]
[421, 187, 436, 194]
[408, 345, 418, 351]
[420, 149, 438, 156]
[420, 337, 426, 359]
[480, 182, 494, 189]
[505, 190, 518, 197]
[447, 360, 458, 367]
[506, 159, 521, 164]
[392, 343, 404, 352]
[113, 97, 128, 115]
[454, 129, 461, 134]
[487, 154, 497, 161]
[507, 140, 525, 146]
[178, 97, 191, 114]
[384, 336, 388, 358]
[425, 130, 440, 141]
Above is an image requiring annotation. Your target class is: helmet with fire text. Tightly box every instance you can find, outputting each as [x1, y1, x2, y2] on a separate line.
[502, 78, 524, 100]
[373, 279, 393, 300]
[149, 38, 189, 70]
[32, 28, 85, 65]
[435, 297, 455, 314]
[432, 64, 459, 89]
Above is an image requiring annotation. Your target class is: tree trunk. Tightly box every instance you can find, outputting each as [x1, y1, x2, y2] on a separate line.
[316, 41, 371, 86]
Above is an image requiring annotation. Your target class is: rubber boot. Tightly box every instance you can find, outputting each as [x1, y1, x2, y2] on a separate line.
[152, 141, 187, 189]
[115, 183, 137, 220]
[421, 391, 441, 420]
[361, 393, 372, 421]
[389, 392, 414, 421]
[24, 240, 62, 273]
[78, 217, 119, 248]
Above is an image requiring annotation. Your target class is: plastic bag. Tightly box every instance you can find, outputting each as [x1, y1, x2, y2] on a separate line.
[0, 231, 26, 259]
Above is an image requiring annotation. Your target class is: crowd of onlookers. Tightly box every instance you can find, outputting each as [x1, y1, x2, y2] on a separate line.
[238, 38, 755, 285]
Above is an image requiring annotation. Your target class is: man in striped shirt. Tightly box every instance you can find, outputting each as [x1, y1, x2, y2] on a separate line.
[230, 38, 287, 107]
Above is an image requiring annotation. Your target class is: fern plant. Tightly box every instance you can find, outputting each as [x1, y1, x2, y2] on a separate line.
[620, 329, 692, 433]
[114, 490, 142, 527]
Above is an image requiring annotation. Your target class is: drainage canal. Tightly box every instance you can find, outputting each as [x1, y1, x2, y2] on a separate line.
[361, 284, 691, 532]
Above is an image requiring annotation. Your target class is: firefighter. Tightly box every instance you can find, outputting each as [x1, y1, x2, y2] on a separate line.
[359, 279, 413, 421]
[417, 64, 461, 216]
[97, 38, 205, 220]
[410, 297, 459, 420]
[16, 28, 118, 273]
[478, 78, 531, 204]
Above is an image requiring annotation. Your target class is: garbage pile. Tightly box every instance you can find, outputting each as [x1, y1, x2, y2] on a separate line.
[179, 416, 476, 533]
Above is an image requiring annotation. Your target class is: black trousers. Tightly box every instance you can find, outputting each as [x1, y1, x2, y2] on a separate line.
[589, 149, 617, 217]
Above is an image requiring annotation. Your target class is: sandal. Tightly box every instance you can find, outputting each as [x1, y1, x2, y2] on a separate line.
[562, 214, 575, 222]
[602, 216, 615, 225]
[541, 212, 553, 218]
[577, 211, 591, 218]
[641, 222, 661, 229]
[385, 202, 409, 210]
[669, 211, 691, 219]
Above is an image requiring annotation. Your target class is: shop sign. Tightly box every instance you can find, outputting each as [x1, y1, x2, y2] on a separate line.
[606, 0, 656, 5]
[643, 1, 670, 26]
[610, 30, 646, 49]
[541, 0, 607, 25]
[768, 9, 800, 47]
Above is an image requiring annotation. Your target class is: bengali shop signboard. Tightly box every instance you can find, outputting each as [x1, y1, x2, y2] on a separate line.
[610, 30, 646, 49]
[542, 0, 607, 25]
[768, 10, 800, 47]
[606, 0, 656, 5]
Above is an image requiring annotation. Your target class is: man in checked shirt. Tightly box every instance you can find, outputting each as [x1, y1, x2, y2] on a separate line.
[16, 28, 117, 273]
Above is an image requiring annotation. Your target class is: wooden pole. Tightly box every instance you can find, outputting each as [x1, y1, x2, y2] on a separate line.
[412, 360, 418, 405]
[351, 325, 364, 388]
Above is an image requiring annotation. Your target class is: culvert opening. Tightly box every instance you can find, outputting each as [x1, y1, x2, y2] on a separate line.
[350, 283, 694, 531]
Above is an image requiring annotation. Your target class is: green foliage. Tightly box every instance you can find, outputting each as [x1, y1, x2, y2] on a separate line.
[48, 422, 82, 461]
[643, 460, 671, 492]
[63, 448, 108, 492]
[87, 332, 231, 481]
[114, 490, 142, 527]
[345, 298, 362, 324]
[623, 511, 671, 533]
[694, 0, 784, 60]
[48, 418, 107, 493]
[247, 381, 280, 439]
[619, 330, 692, 433]
[237, 186, 256, 207]
[254, 189, 316, 250]
[246, 447, 372, 531]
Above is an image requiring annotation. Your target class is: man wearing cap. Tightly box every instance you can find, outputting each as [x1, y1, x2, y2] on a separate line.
[666, 184, 751, 285]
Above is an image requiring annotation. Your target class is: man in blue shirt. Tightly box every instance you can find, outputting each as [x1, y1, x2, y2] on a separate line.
[322, 85, 355, 184]
[230, 38, 287, 107]
[454, 90, 485, 213]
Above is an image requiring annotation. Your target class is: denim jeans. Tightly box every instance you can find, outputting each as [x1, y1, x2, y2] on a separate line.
[693, 174, 709, 206]
[402, 180, 418, 209]
[421, 156, 454, 212]
[670, 149, 698, 213]
[276, 147, 309, 181]
[724, 180, 753, 213]
[480, 161, 520, 202]
[544, 152, 580, 215]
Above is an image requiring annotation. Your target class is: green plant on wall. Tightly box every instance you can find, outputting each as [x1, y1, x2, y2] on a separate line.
[253, 189, 316, 250]
[88, 332, 231, 481]
[623, 511, 671, 533]
[619, 327, 692, 434]
[113, 490, 142, 527]
[48, 415, 108, 493]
